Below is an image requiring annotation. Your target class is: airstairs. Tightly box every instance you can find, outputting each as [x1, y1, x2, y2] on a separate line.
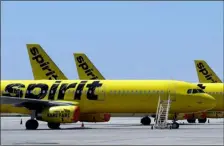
[153, 95, 172, 129]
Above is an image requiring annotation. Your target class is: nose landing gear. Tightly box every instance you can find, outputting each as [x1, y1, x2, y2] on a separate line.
[140, 116, 151, 125]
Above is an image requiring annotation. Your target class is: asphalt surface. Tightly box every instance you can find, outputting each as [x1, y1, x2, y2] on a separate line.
[1, 117, 223, 145]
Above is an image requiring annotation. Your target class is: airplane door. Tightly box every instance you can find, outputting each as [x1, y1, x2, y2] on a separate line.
[167, 81, 177, 102]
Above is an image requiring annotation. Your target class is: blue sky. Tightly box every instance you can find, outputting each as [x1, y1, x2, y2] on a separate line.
[1, 1, 223, 82]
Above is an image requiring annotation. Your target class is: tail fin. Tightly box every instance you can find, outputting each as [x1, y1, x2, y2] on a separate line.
[194, 60, 222, 83]
[26, 44, 68, 80]
[74, 53, 105, 80]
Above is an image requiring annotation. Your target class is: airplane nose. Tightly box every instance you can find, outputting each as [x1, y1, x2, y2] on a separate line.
[198, 93, 216, 111]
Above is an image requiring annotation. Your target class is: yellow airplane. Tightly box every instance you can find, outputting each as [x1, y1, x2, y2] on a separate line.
[180, 60, 223, 123]
[0, 79, 216, 130]
[24, 45, 223, 126]
[0, 44, 217, 130]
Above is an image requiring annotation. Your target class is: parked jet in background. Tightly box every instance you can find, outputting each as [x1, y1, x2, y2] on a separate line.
[182, 60, 223, 123]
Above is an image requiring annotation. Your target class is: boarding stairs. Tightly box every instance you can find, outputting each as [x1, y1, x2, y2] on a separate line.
[153, 95, 172, 129]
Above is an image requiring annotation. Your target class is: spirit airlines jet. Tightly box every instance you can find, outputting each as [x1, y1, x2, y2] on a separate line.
[0, 79, 216, 130]
[0, 45, 216, 130]
[22, 44, 223, 125]
[23, 44, 222, 126]
[181, 60, 224, 123]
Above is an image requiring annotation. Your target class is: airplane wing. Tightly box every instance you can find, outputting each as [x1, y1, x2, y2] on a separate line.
[0, 96, 76, 110]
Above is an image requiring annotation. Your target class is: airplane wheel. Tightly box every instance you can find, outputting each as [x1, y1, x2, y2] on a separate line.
[198, 118, 207, 123]
[172, 122, 179, 129]
[48, 122, 60, 129]
[25, 119, 39, 130]
[140, 116, 151, 125]
[187, 119, 196, 123]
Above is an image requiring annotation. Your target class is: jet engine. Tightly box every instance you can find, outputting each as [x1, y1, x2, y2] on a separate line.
[36, 105, 80, 123]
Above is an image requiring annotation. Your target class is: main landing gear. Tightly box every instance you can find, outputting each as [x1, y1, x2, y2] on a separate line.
[187, 119, 196, 123]
[198, 118, 207, 123]
[140, 116, 151, 125]
[187, 118, 207, 124]
[25, 120, 61, 130]
[24, 110, 61, 130]
[26, 119, 39, 130]
[25, 110, 39, 130]
[47, 122, 60, 129]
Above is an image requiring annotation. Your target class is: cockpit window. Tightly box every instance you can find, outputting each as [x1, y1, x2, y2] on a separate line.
[192, 89, 198, 94]
[187, 88, 205, 94]
[197, 89, 205, 93]
[187, 89, 192, 94]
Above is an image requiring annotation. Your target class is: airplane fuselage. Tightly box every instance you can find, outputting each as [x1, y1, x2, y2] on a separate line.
[0, 80, 216, 115]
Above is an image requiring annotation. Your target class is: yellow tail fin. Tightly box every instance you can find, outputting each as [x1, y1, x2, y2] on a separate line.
[26, 44, 68, 80]
[194, 60, 222, 83]
[74, 53, 105, 80]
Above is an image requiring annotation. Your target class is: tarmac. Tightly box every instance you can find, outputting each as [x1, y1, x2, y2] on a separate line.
[1, 117, 223, 145]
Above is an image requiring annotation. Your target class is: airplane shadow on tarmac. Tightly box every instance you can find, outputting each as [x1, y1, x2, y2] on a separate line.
[1, 123, 223, 131]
